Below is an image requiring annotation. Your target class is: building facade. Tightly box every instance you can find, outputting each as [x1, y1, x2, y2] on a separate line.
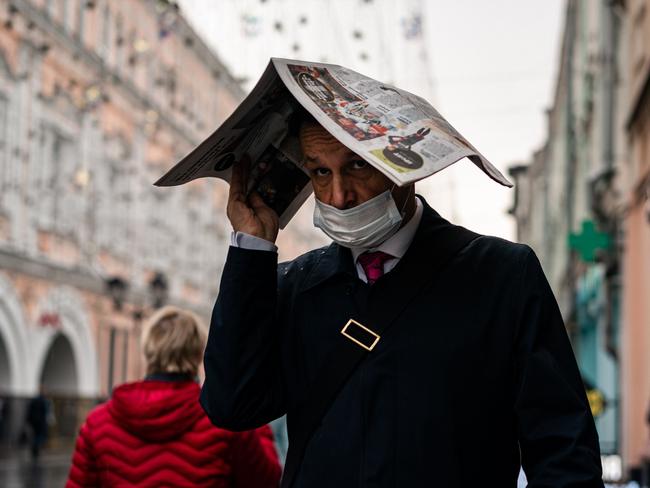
[509, 0, 626, 473]
[0, 0, 321, 450]
[620, 0, 650, 479]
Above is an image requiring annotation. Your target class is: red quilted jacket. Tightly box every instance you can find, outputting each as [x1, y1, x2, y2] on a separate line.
[66, 379, 281, 487]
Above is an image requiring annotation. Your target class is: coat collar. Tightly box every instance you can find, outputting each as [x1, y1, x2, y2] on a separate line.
[300, 240, 355, 292]
[299, 195, 456, 292]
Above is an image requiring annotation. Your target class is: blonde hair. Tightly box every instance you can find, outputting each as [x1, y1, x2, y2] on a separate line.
[141, 306, 207, 376]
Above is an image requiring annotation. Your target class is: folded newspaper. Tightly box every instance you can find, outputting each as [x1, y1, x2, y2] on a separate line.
[155, 58, 512, 228]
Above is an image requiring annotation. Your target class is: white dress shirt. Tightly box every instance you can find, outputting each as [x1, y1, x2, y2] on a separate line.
[231, 196, 424, 283]
[349, 196, 423, 282]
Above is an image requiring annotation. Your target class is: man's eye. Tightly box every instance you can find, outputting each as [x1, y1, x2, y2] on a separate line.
[312, 168, 331, 177]
[351, 160, 368, 170]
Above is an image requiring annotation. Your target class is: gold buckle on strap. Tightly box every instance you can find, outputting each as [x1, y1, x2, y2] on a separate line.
[340, 319, 380, 352]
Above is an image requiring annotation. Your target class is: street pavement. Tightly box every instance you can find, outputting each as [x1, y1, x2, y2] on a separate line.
[0, 449, 71, 488]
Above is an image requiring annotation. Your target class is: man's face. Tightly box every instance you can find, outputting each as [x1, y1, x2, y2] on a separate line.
[300, 123, 394, 210]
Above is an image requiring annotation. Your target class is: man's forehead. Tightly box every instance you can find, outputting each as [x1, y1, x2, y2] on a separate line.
[300, 122, 351, 159]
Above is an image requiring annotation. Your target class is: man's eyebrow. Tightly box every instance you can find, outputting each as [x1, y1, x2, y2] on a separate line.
[303, 150, 359, 165]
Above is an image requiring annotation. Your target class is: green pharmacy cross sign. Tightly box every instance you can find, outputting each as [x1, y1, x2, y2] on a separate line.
[568, 220, 611, 263]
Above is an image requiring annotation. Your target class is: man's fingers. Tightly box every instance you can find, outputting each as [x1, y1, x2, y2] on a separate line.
[249, 191, 279, 223]
[248, 191, 271, 211]
[228, 157, 249, 203]
[248, 192, 279, 241]
[226, 160, 277, 242]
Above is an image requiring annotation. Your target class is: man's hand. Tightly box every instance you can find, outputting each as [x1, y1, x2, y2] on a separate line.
[226, 158, 279, 243]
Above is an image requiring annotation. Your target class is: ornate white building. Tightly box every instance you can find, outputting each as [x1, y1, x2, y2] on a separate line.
[0, 0, 267, 447]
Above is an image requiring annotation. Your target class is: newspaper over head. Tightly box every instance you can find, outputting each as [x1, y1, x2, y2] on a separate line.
[155, 58, 512, 229]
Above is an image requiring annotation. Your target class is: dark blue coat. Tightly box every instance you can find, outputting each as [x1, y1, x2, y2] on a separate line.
[201, 200, 603, 487]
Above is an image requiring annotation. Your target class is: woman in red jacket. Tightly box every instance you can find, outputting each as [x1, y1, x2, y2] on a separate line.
[66, 306, 281, 488]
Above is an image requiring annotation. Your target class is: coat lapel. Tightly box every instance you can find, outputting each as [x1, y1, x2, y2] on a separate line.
[363, 198, 476, 330]
[299, 242, 356, 293]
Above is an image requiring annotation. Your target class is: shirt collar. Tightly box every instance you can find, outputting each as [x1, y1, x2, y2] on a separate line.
[350, 196, 424, 262]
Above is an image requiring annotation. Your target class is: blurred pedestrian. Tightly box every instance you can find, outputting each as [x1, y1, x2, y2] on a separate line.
[0, 396, 8, 441]
[66, 306, 281, 488]
[25, 386, 51, 461]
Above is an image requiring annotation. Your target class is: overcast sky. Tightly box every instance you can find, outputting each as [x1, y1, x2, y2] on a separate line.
[421, 0, 564, 239]
[178, 0, 565, 241]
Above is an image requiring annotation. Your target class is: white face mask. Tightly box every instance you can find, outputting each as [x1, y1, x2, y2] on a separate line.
[313, 190, 403, 249]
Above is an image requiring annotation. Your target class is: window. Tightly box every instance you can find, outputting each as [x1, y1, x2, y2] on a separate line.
[0, 96, 7, 200]
[95, 136, 133, 252]
[632, 1, 648, 75]
[76, 0, 85, 42]
[49, 132, 68, 224]
[38, 126, 78, 232]
[45, 0, 54, 17]
[62, 0, 72, 32]
[99, 4, 111, 61]
[115, 14, 124, 72]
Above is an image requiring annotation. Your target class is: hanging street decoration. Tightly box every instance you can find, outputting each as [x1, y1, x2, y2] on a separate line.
[38, 312, 61, 328]
[241, 13, 261, 38]
[402, 12, 422, 40]
[73, 168, 91, 188]
[156, 0, 179, 39]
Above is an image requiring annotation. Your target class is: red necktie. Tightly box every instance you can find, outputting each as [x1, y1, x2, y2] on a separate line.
[358, 251, 394, 285]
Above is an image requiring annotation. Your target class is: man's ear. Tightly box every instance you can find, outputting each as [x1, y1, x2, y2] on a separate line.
[392, 184, 416, 215]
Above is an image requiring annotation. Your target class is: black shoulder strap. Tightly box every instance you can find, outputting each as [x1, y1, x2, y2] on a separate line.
[280, 225, 480, 488]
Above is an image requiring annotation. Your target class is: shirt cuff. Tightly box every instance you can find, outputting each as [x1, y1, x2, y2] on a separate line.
[230, 231, 278, 253]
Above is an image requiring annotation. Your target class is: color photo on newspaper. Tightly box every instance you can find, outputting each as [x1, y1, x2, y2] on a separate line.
[288, 64, 394, 142]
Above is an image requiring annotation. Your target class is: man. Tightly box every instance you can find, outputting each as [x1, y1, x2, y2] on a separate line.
[201, 116, 604, 487]
[26, 386, 51, 461]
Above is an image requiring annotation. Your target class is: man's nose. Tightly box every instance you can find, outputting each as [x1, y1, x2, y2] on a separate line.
[330, 175, 353, 210]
